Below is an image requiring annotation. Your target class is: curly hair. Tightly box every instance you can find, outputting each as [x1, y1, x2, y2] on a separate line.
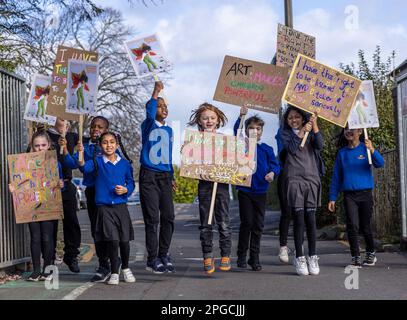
[188, 103, 227, 131]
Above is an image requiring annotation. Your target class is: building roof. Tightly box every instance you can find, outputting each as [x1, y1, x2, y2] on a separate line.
[391, 59, 407, 80]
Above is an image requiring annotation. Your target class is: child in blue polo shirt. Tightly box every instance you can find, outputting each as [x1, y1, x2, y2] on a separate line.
[77, 132, 135, 285]
[234, 106, 280, 271]
[328, 127, 384, 268]
[140, 80, 176, 274]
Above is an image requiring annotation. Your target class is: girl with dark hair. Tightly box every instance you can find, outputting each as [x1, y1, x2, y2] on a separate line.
[9, 131, 64, 281]
[328, 127, 384, 267]
[280, 106, 325, 276]
[77, 132, 135, 285]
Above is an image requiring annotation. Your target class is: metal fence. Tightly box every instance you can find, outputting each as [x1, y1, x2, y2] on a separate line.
[373, 149, 401, 239]
[0, 68, 30, 269]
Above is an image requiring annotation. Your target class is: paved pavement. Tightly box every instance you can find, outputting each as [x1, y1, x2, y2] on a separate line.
[0, 202, 406, 300]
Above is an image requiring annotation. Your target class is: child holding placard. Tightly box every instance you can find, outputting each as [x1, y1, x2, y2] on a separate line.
[187, 103, 231, 274]
[140, 80, 176, 274]
[77, 132, 136, 285]
[9, 131, 64, 281]
[234, 106, 280, 271]
[280, 106, 325, 276]
[328, 127, 384, 267]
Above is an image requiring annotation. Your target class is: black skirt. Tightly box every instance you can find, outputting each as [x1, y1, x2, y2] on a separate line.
[95, 204, 134, 242]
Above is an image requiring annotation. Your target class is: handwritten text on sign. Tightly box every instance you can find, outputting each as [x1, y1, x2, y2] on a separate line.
[180, 130, 256, 187]
[283, 54, 362, 127]
[213, 55, 289, 114]
[276, 23, 316, 70]
[47, 46, 98, 121]
[7, 150, 63, 224]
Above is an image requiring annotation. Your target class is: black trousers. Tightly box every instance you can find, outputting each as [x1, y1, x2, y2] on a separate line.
[277, 174, 291, 247]
[85, 186, 109, 268]
[237, 191, 267, 259]
[60, 182, 81, 261]
[343, 190, 375, 257]
[29, 220, 57, 272]
[139, 167, 175, 263]
[292, 207, 317, 258]
[198, 181, 231, 259]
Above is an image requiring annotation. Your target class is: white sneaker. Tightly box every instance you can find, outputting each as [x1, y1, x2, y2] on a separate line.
[294, 256, 309, 276]
[279, 246, 290, 263]
[107, 273, 119, 285]
[122, 268, 136, 283]
[307, 255, 320, 275]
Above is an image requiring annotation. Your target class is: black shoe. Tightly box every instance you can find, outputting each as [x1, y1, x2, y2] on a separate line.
[91, 266, 111, 283]
[27, 271, 41, 282]
[64, 258, 80, 273]
[248, 258, 262, 271]
[363, 252, 377, 266]
[349, 256, 362, 268]
[39, 272, 53, 281]
[237, 256, 247, 268]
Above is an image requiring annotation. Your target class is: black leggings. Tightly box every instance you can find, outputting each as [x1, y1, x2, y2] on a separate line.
[107, 241, 130, 274]
[29, 220, 57, 272]
[292, 207, 317, 258]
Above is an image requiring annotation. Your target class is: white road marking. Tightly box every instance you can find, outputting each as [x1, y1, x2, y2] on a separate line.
[61, 282, 95, 300]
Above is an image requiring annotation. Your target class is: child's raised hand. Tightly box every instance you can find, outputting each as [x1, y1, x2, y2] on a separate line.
[152, 81, 164, 99]
[304, 121, 313, 133]
[365, 139, 374, 153]
[8, 183, 16, 193]
[265, 172, 275, 182]
[59, 136, 68, 154]
[240, 106, 248, 117]
[115, 185, 128, 195]
[76, 142, 84, 153]
[328, 201, 336, 213]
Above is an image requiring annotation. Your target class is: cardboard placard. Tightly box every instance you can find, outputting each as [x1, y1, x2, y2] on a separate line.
[180, 130, 256, 187]
[276, 23, 316, 71]
[7, 150, 64, 224]
[23, 74, 56, 125]
[283, 54, 362, 127]
[47, 46, 98, 121]
[348, 80, 379, 129]
[66, 59, 99, 115]
[213, 55, 289, 114]
[124, 34, 172, 78]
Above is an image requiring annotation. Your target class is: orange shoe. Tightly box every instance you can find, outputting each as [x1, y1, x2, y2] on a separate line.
[203, 258, 215, 274]
[219, 256, 231, 271]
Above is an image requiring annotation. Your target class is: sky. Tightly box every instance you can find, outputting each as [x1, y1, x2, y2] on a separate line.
[94, 0, 407, 164]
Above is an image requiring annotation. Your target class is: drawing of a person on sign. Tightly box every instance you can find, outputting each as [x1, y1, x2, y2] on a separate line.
[66, 59, 99, 115]
[23, 74, 56, 125]
[348, 80, 379, 129]
[124, 34, 172, 78]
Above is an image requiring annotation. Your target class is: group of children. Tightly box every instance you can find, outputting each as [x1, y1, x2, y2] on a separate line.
[10, 79, 384, 283]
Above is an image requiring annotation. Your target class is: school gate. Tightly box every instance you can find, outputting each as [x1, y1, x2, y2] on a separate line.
[0, 68, 30, 269]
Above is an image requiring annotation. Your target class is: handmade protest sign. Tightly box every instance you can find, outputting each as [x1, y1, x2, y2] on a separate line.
[180, 129, 256, 187]
[7, 150, 63, 224]
[347, 80, 379, 129]
[213, 55, 289, 114]
[47, 46, 98, 121]
[276, 23, 316, 71]
[23, 74, 56, 125]
[66, 59, 99, 115]
[283, 53, 362, 128]
[124, 34, 172, 78]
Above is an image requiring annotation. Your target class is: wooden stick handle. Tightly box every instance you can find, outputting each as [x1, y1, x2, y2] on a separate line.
[364, 128, 372, 165]
[237, 114, 245, 136]
[78, 115, 84, 162]
[207, 182, 218, 225]
[300, 131, 309, 148]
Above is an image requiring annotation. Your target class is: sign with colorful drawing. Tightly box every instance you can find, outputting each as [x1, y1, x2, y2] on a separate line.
[276, 23, 316, 70]
[7, 150, 63, 224]
[283, 53, 362, 127]
[65, 59, 99, 115]
[23, 74, 56, 125]
[348, 80, 379, 129]
[124, 34, 172, 78]
[47, 46, 98, 121]
[180, 130, 257, 187]
[213, 55, 289, 114]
